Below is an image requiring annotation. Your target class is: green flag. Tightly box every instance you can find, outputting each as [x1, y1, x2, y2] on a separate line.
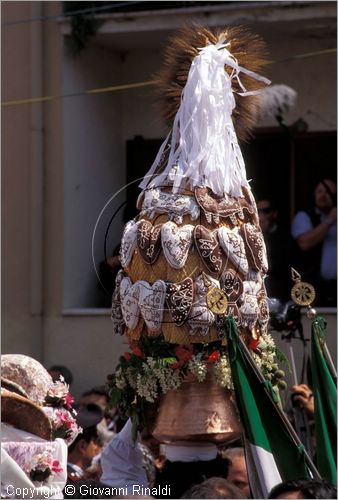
[225, 317, 310, 498]
[311, 316, 337, 483]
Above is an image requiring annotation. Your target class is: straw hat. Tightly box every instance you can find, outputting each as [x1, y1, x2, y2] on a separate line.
[1, 354, 54, 404]
[1, 388, 52, 440]
[1, 355, 54, 440]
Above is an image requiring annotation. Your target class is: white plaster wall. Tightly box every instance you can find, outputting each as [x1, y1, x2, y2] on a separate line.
[257, 27, 337, 130]
[2, 1, 43, 358]
[63, 44, 125, 308]
[43, 315, 126, 397]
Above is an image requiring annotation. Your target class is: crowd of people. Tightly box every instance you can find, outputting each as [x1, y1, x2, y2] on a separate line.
[1, 354, 336, 499]
[42, 365, 335, 500]
[257, 177, 336, 307]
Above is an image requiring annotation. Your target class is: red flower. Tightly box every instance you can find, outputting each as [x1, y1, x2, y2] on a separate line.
[176, 344, 194, 359]
[129, 341, 144, 358]
[51, 460, 63, 474]
[64, 392, 74, 409]
[171, 344, 194, 368]
[249, 338, 259, 351]
[55, 410, 75, 429]
[132, 346, 143, 358]
[169, 361, 180, 369]
[123, 352, 132, 361]
[207, 351, 220, 363]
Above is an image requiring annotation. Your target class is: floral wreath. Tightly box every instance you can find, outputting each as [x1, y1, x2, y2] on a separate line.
[107, 331, 288, 436]
[43, 376, 81, 444]
[26, 449, 63, 483]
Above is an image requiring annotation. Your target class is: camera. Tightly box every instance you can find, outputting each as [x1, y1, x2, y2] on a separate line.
[268, 298, 301, 333]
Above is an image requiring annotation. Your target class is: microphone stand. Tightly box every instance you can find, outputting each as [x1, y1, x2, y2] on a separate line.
[287, 341, 314, 458]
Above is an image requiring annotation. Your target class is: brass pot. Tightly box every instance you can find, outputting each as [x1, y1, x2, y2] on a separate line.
[152, 371, 241, 444]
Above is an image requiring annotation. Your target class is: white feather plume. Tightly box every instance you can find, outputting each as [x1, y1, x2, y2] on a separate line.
[259, 84, 297, 118]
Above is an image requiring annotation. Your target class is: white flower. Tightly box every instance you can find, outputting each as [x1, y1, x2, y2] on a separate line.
[213, 354, 233, 390]
[47, 380, 69, 400]
[252, 352, 263, 369]
[146, 357, 156, 369]
[126, 367, 138, 389]
[153, 365, 181, 394]
[252, 332, 279, 377]
[136, 368, 158, 403]
[261, 332, 276, 350]
[26, 449, 53, 474]
[115, 368, 127, 390]
[187, 354, 207, 382]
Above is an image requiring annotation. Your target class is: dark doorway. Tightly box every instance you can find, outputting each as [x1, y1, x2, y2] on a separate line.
[126, 130, 337, 229]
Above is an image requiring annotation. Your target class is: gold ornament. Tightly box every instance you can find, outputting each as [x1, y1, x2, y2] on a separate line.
[206, 287, 228, 315]
[290, 268, 316, 306]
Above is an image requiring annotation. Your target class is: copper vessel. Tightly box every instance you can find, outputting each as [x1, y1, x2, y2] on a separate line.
[152, 372, 241, 444]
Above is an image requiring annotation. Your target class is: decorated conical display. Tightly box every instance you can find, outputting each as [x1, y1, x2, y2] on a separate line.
[109, 25, 285, 442]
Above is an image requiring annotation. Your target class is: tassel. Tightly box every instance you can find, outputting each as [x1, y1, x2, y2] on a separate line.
[140, 40, 270, 198]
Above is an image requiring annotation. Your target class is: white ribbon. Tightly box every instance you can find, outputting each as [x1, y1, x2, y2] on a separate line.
[139, 40, 270, 197]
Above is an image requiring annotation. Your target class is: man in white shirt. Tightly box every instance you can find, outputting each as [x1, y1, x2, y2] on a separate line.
[292, 178, 336, 306]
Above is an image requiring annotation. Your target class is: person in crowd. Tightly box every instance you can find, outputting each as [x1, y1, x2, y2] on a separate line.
[181, 476, 247, 499]
[100, 419, 149, 494]
[139, 426, 166, 488]
[268, 478, 337, 499]
[289, 383, 317, 460]
[67, 404, 103, 484]
[97, 244, 122, 307]
[219, 447, 250, 498]
[100, 419, 229, 499]
[48, 364, 74, 386]
[291, 178, 337, 306]
[79, 386, 110, 411]
[155, 452, 229, 498]
[290, 384, 314, 417]
[257, 197, 292, 301]
[79, 386, 118, 445]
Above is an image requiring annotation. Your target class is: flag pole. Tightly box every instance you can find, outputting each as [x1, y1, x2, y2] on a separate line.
[322, 342, 337, 381]
[312, 318, 337, 381]
[288, 345, 314, 457]
[235, 332, 321, 479]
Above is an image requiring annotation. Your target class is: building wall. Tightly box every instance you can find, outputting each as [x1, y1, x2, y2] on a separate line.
[63, 44, 124, 309]
[117, 28, 337, 139]
[2, 1, 43, 359]
[41, 3, 126, 394]
[2, 2, 336, 398]
[261, 31, 336, 131]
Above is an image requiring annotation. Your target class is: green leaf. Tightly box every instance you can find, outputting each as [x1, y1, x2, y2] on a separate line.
[158, 357, 177, 366]
[275, 347, 292, 373]
[109, 388, 122, 407]
[131, 409, 140, 442]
